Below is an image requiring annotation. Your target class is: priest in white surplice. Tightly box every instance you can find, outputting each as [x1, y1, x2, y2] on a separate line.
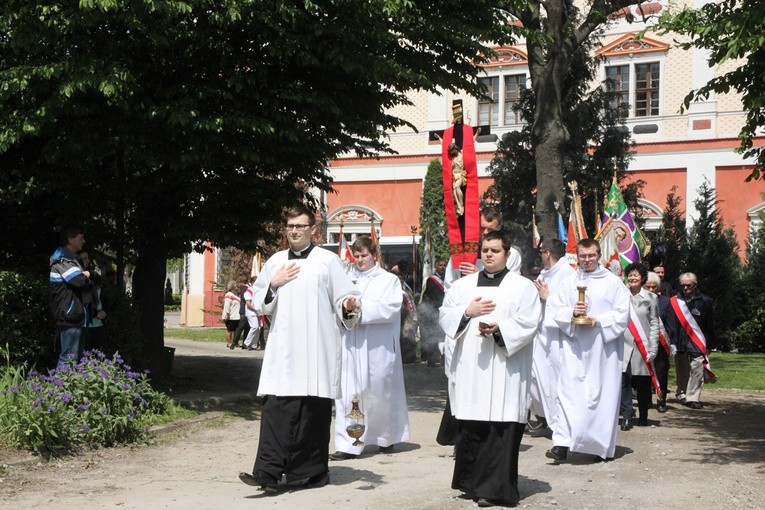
[238, 205, 360, 493]
[439, 231, 541, 507]
[330, 236, 410, 460]
[529, 239, 577, 434]
[546, 238, 630, 463]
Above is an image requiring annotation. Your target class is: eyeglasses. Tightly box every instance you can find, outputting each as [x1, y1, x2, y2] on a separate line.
[285, 224, 311, 231]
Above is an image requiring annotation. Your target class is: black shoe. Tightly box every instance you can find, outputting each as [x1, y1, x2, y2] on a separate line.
[621, 418, 632, 431]
[302, 471, 330, 489]
[545, 445, 568, 461]
[228, 343, 236, 350]
[247, 346, 256, 351]
[238, 471, 278, 493]
[379, 445, 394, 454]
[637, 417, 648, 426]
[329, 451, 358, 461]
[687, 401, 703, 409]
[656, 401, 667, 413]
[241, 344, 247, 350]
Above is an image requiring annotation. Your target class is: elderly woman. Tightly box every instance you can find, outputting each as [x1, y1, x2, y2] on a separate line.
[621, 263, 659, 429]
[221, 281, 241, 349]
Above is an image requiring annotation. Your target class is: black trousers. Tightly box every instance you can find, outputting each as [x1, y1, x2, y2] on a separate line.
[254, 395, 332, 483]
[452, 420, 525, 505]
[654, 348, 670, 400]
[232, 316, 249, 345]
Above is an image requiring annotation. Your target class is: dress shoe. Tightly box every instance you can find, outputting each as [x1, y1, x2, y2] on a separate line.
[302, 471, 330, 489]
[379, 445, 394, 454]
[329, 451, 358, 461]
[656, 401, 667, 413]
[545, 445, 568, 461]
[687, 401, 703, 409]
[228, 343, 236, 350]
[238, 471, 278, 493]
[620, 418, 632, 431]
[476, 498, 518, 508]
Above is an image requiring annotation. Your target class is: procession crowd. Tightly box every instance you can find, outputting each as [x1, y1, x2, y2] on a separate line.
[48, 205, 715, 509]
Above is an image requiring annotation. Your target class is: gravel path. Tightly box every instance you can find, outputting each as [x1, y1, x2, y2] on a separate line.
[1, 337, 764, 509]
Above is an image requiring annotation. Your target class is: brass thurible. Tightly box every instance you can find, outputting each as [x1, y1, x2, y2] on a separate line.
[345, 396, 365, 446]
[571, 285, 593, 326]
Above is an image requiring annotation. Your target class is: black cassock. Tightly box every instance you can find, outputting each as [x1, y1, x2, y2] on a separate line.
[450, 268, 524, 506]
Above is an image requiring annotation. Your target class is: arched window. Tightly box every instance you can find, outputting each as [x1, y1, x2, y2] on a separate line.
[325, 205, 383, 245]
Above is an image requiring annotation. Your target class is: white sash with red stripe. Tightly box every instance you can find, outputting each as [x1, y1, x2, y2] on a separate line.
[670, 296, 718, 383]
[658, 320, 670, 355]
[428, 275, 444, 293]
[628, 303, 661, 393]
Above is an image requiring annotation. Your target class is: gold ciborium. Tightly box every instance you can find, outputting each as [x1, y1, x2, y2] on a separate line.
[345, 396, 365, 446]
[572, 285, 593, 325]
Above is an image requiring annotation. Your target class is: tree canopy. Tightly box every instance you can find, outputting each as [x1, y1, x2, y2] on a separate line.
[653, 0, 765, 181]
[0, 0, 517, 362]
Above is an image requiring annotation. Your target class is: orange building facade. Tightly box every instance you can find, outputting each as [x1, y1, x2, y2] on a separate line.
[182, 3, 765, 326]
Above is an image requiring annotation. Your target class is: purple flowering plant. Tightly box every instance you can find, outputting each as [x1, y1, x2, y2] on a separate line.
[1, 348, 169, 456]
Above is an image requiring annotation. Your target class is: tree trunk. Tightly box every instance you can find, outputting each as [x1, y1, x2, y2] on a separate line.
[132, 247, 168, 375]
[530, 52, 568, 242]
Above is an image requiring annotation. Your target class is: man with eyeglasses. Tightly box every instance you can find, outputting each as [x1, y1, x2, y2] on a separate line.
[546, 238, 630, 463]
[238, 204, 361, 494]
[666, 272, 715, 409]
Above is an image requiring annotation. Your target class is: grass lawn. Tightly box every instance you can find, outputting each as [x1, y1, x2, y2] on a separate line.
[164, 327, 226, 343]
[163, 328, 765, 392]
[705, 352, 765, 392]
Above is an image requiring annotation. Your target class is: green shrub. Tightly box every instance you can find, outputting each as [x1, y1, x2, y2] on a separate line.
[0, 271, 56, 368]
[1, 348, 169, 457]
[728, 306, 765, 353]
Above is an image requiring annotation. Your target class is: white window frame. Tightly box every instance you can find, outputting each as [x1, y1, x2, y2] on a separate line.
[603, 54, 664, 119]
[477, 71, 528, 128]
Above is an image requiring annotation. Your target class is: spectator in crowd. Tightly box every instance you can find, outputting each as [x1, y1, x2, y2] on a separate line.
[221, 281, 241, 349]
[50, 224, 93, 368]
[231, 281, 250, 349]
[242, 276, 261, 350]
[546, 239, 630, 462]
[667, 272, 715, 409]
[238, 205, 360, 493]
[439, 230, 541, 507]
[330, 235, 410, 460]
[620, 263, 659, 430]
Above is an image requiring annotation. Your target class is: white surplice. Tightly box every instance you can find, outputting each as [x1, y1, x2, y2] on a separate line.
[439, 271, 541, 422]
[551, 264, 630, 458]
[334, 264, 410, 454]
[253, 246, 360, 399]
[529, 257, 577, 424]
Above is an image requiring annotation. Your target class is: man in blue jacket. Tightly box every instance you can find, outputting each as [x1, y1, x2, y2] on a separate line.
[667, 272, 715, 409]
[49, 224, 93, 368]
